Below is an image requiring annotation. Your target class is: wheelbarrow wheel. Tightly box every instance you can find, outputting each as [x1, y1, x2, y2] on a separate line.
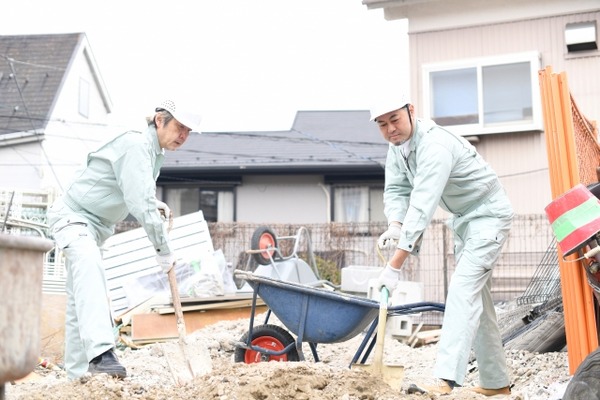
[251, 226, 279, 265]
[234, 324, 299, 363]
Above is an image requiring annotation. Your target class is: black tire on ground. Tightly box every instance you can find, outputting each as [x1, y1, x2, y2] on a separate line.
[562, 346, 600, 400]
[234, 324, 299, 363]
[250, 226, 279, 265]
[503, 310, 566, 353]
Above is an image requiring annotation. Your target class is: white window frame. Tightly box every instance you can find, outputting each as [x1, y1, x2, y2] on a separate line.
[422, 51, 543, 136]
[334, 186, 369, 223]
[332, 185, 385, 224]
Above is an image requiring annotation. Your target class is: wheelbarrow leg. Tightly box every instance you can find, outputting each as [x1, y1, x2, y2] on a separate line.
[263, 309, 272, 325]
[294, 337, 305, 361]
[348, 317, 378, 368]
[244, 284, 263, 348]
[309, 343, 320, 362]
[293, 294, 311, 361]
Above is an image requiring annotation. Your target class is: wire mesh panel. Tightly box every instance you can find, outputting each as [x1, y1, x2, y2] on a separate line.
[571, 97, 600, 186]
[516, 237, 562, 306]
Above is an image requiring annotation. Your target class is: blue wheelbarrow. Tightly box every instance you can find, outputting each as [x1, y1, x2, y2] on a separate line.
[233, 270, 445, 388]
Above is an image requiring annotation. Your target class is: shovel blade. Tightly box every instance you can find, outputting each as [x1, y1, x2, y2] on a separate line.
[351, 363, 404, 390]
[161, 338, 212, 385]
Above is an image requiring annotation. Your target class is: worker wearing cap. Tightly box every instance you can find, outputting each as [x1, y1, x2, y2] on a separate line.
[372, 96, 513, 396]
[47, 98, 202, 380]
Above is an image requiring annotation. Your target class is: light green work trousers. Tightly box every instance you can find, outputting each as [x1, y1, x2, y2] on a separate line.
[48, 198, 116, 380]
[434, 189, 513, 389]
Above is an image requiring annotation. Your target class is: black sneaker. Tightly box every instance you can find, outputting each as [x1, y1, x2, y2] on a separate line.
[88, 348, 127, 378]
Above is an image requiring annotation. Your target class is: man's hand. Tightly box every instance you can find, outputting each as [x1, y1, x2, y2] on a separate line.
[376, 263, 401, 291]
[377, 223, 402, 249]
[156, 200, 171, 222]
[156, 253, 176, 273]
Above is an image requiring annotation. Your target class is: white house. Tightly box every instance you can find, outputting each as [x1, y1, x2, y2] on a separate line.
[0, 33, 114, 193]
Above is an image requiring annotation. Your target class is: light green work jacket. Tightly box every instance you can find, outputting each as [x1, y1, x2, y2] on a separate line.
[62, 126, 171, 254]
[384, 118, 502, 253]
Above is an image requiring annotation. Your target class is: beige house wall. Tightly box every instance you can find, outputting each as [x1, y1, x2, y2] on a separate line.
[409, 10, 600, 215]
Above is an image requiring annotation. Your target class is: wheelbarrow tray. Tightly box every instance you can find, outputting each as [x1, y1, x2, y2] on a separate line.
[239, 270, 379, 343]
[237, 270, 445, 345]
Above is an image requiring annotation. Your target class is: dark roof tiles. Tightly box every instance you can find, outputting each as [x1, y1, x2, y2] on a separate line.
[163, 110, 389, 172]
[0, 33, 81, 134]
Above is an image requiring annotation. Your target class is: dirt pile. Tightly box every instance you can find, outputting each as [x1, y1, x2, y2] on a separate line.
[5, 316, 571, 400]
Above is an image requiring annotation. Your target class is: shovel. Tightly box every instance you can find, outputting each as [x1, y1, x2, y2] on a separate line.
[161, 211, 212, 385]
[352, 286, 404, 390]
[163, 265, 201, 384]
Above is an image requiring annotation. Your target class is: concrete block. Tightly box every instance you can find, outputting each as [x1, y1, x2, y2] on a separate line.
[341, 265, 382, 293]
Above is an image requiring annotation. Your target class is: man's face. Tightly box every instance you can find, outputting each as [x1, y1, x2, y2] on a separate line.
[156, 115, 191, 150]
[375, 105, 414, 146]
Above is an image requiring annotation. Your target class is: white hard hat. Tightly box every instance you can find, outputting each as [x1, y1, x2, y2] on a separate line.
[369, 95, 411, 121]
[156, 98, 203, 133]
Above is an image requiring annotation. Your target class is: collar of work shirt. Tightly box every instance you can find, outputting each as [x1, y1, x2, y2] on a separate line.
[400, 139, 411, 158]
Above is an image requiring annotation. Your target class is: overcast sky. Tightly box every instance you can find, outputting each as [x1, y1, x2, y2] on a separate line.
[1, 0, 408, 132]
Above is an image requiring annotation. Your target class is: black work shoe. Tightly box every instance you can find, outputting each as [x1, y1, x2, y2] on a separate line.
[88, 349, 127, 378]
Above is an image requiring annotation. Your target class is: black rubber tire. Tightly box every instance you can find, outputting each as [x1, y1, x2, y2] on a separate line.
[250, 226, 279, 265]
[563, 347, 600, 399]
[234, 324, 299, 363]
[504, 310, 566, 353]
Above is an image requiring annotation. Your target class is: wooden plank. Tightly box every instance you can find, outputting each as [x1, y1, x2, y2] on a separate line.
[153, 298, 266, 315]
[180, 292, 256, 304]
[114, 295, 166, 326]
[130, 306, 267, 343]
[410, 328, 442, 347]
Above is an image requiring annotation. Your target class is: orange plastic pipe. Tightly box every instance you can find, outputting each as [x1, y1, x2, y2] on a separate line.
[539, 66, 598, 374]
[557, 72, 598, 358]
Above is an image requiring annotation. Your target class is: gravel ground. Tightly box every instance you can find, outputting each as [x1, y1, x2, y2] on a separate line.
[4, 312, 572, 400]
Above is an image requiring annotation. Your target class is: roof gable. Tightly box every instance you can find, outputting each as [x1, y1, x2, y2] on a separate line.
[0, 33, 108, 136]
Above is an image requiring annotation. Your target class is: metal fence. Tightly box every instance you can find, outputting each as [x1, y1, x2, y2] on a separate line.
[207, 214, 556, 305]
[2, 187, 558, 326]
[204, 215, 557, 326]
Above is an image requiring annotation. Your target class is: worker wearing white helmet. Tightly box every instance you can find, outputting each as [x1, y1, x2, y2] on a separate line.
[369, 94, 411, 122]
[154, 98, 203, 136]
[372, 96, 513, 397]
[47, 98, 202, 380]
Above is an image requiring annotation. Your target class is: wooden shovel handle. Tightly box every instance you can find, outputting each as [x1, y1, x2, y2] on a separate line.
[164, 217, 183, 337]
[373, 287, 389, 372]
[167, 264, 187, 340]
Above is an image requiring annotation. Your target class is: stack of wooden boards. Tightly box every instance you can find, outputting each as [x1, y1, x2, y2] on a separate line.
[101, 211, 265, 345]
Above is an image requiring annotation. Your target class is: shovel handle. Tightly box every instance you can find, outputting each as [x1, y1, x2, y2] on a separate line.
[380, 286, 389, 305]
[373, 287, 389, 371]
[167, 263, 187, 340]
[164, 220, 184, 338]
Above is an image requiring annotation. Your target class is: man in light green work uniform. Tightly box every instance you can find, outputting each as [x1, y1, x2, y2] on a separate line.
[47, 98, 202, 380]
[372, 95, 513, 397]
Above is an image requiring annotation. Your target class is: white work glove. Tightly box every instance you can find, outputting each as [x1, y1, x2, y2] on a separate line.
[376, 263, 401, 292]
[156, 253, 176, 274]
[377, 223, 402, 249]
[156, 200, 172, 222]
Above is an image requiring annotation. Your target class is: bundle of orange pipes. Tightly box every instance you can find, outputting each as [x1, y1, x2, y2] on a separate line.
[539, 65, 599, 374]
